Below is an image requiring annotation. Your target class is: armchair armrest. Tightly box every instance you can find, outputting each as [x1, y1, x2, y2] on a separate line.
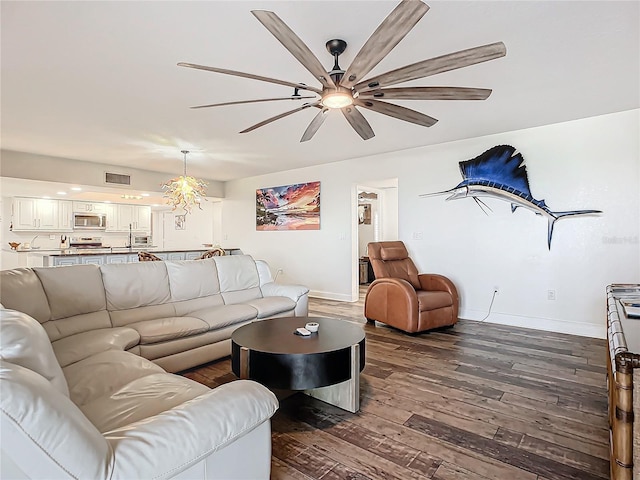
[418, 274, 458, 297]
[106, 380, 278, 479]
[364, 278, 419, 331]
[418, 274, 459, 319]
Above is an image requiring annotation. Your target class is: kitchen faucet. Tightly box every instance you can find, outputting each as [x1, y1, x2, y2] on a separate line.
[29, 235, 39, 248]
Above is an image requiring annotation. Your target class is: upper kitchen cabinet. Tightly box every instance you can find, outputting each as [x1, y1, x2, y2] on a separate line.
[117, 205, 151, 232]
[72, 201, 106, 213]
[58, 200, 73, 231]
[104, 203, 119, 232]
[12, 198, 73, 232]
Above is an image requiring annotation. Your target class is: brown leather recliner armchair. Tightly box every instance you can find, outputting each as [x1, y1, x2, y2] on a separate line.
[364, 241, 459, 334]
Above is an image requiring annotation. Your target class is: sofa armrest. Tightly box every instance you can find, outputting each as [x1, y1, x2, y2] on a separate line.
[261, 282, 309, 316]
[260, 282, 309, 302]
[364, 278, 419, 330]
[418, 274, 458, 298]
[106, 380, 278, 479]
[418, 274, 459, 319]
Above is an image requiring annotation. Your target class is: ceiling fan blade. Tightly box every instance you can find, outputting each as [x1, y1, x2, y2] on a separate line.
[240, 101, 321, 134]
[251, 10, 336, 90]
[354, 42, 507, 93]
[300, 108, 329, 142]
[341, 0, 430, 88]
[355, 98, 437, 127]
[358, 86, 492, 101]
[341, 106, 375, 140]
[190, 96, 316, 109]
[177, 62, 322, 95]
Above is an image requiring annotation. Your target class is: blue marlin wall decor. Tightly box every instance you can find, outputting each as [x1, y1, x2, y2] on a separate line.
[420, 145, 601, 249]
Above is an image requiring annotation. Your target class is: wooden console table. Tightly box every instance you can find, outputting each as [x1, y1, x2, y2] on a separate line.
[607, 285, 640, 480]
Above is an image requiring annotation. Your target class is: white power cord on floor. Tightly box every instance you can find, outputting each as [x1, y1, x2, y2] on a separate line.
[478, 289, 498, 322]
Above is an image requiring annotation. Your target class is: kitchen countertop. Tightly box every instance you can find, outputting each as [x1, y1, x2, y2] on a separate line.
[5, 247, 240, 257]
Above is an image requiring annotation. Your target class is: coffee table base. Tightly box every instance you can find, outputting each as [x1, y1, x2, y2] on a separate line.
[239, 342, 361, 413]
[304, 343, 360, 413]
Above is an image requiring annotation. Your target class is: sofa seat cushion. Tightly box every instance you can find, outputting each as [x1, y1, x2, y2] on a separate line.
[192, 304, 258, 330]
[128, 317, 209, 345]
[52, 327, 140, 368]
[245, 297, 296, 319]
[63, 350, 165, 406]
[416, 290, 454, 312]
[80, 372, 210, 433]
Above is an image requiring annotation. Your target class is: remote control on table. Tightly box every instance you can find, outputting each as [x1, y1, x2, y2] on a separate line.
[295, 327, 311, 336]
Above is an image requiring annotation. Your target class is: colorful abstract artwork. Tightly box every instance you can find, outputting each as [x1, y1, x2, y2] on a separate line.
[256, 181, 320, 231]
[420, 145, 601, 249]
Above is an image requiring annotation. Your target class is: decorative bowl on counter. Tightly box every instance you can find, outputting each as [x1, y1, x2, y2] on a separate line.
[8, 242, 20, 251]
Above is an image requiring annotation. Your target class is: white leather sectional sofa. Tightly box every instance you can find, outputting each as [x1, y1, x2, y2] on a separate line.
[0, 255, 309, 479]
[0, 307, 278, 479]
[0, 255, 309, 372]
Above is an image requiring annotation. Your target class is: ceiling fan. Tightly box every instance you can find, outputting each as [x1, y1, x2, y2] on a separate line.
[178, 0, 506, 142]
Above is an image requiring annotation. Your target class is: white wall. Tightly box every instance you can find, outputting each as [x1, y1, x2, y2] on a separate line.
[160, 201, 216, 250]
[222, 110, 640, 338]
[0, 150, 225, 198]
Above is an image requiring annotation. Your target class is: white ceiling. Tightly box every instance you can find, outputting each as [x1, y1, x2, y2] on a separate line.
[2, 1, 638, 183]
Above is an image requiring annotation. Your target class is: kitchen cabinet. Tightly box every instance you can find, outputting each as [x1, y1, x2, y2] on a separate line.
[117, 205, 151, 232]
[52, 257, 81, 266]
[72, 201, 106, 213]
[81, 256, 104, 265]
[104, 204, 119, 232]
[12, 197, 72, 232]
[58, 200, 73, 231]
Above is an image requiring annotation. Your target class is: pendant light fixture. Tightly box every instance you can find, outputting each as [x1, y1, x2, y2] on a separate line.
[162, 150, 207, 214]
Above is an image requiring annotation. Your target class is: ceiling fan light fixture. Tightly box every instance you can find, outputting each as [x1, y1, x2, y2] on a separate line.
[162, 150, 207, 214]
[321, 91, 353, 109]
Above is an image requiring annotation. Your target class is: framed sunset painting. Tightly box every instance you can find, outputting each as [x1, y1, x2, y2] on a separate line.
[256, 181, 320, 231]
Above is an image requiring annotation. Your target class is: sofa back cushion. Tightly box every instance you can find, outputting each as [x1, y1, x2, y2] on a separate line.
[100, 262, 171, 311]
[0, 268, 51, 323]
[34, 265, 107, 320]
[214, 255, 262, 304]
[0, 309, 69, 396]
[166, 258, 220, 301]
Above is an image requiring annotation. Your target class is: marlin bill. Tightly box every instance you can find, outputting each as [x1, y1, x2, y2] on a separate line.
[420, 145, 601, 249]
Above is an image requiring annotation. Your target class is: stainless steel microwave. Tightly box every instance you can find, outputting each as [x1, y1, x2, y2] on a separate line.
[73, 212, 107, 230]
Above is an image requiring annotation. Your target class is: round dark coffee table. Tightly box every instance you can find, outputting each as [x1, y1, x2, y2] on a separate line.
[231, 317, 365, 412]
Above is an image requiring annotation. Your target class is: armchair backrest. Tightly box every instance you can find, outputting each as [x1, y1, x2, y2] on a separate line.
[367, 241, 421, 290]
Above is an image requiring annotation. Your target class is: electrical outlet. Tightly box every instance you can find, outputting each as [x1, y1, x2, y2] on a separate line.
[49, 235, 56, 240]
[547, 290, 556, 301]
[413, 231, 423, 240]
[493, 285, 500, 295]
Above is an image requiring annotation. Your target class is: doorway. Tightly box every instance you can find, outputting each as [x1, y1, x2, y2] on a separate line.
[353, 179, 399, 301]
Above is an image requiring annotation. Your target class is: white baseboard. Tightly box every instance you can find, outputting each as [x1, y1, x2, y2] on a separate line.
[309, 290, 355, 302]
[461, 309, 606, 339]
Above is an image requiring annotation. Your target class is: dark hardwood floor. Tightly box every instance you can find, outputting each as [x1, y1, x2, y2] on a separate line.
[183, 287, 609, 480]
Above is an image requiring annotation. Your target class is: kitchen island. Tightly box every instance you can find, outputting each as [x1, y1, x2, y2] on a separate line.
[42, 248, 242, 266]
[4, 248, 242, 267]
